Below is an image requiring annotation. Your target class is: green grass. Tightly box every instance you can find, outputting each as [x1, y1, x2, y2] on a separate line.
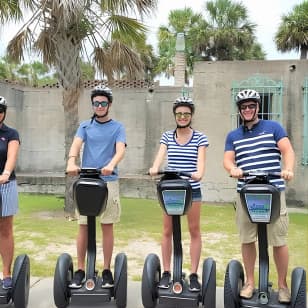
[10, 194, 308, 287]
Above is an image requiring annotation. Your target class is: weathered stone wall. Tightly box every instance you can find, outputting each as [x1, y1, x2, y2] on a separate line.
[1, 59, 307, 207]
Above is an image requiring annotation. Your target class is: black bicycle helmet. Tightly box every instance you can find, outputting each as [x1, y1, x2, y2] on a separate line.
[0, 96, 7, 112]
[91, 84, 113, 103]
[236, 89, 260, 106]
[173, 96, 195, 114]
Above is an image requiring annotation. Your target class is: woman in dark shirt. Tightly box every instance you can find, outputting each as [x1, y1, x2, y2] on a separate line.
[0, 96, 20, 290]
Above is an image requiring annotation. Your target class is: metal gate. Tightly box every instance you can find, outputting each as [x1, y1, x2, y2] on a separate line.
[231, 74, 283, 128]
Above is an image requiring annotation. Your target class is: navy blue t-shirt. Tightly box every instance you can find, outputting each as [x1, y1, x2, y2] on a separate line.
[0, 124, 20, 180]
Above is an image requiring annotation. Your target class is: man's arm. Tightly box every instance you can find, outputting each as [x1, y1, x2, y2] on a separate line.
[278, 136, 295, 181]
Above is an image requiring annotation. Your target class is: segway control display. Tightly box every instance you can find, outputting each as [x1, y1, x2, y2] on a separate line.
[162, 189, 187, 215]
[244, 193, 272, 223]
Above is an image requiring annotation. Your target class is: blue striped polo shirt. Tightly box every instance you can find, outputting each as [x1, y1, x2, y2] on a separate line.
[160, 129, 209, 189]
[224, 120, 287, 192]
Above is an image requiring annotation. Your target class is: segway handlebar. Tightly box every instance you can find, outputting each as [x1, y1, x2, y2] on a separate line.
[242, 170, 281, 178]
[150, 169, 192, 178]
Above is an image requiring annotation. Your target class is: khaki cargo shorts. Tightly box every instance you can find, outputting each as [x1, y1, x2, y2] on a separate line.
[235, 191, 289, 247]
[77, 181, 121, 225]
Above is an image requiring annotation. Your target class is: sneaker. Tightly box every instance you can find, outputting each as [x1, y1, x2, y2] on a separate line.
[158, 271, 171, 289]
[278, 287, 291, 303]
[69, 269, 85, 288]
[2, 277, 12, 290]
[101, 269, 114, 288]
[189, 273, 201, 292]
[240, 283, 254, 299]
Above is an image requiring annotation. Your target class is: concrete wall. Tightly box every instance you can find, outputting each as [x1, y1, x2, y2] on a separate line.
[1, 59, 307, 207]
[193, 60, 308, 207]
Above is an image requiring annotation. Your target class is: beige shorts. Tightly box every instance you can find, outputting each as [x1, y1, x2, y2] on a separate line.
[77, 181, 121, 225]
[235, 191, 289, 247]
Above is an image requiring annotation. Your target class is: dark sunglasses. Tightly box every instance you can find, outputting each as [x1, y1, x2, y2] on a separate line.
[239, 104, 257, 111]
[92, 101, 109, 107]
[0, 107, 6, 113]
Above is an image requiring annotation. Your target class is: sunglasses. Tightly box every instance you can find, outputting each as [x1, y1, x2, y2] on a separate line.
[92, 101, 109, 107]
[239, 104, 257, 111]
[175, 112, 192, 119]
[0, 108, 6, 113]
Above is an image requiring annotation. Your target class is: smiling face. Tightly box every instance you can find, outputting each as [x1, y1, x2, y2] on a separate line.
[238, 100, 259, 123]
[174, 106, 192, 128]
[92, 95, 110, 119]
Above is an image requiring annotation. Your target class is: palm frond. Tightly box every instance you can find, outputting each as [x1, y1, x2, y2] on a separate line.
[7, 28, 32, 62]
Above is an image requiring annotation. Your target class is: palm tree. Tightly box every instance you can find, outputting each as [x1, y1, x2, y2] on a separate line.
[0, 0, 33, 23]
[156, 8, 204, 79]
[202, 0, 263, 60]
[6, 0, 157, 213]
[275, 1, 308, 59]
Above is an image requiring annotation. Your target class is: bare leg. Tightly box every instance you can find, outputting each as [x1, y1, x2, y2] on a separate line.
[161, 213, 172, 272]
[187, 201, 201, 273]
[76, 224, 88, 270]
[273, 245, 289, 289]
[0, 216, 14, 277]
[242, 242, 256, 287]
[101, 223, 114, 269]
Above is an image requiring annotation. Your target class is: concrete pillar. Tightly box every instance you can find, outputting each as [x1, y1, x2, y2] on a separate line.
[174, 33, 186, 87]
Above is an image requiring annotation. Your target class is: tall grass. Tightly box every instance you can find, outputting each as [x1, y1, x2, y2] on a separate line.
[9, 194, 308, 287]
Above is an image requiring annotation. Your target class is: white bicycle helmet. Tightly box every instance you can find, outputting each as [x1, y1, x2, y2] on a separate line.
[91, 84, 113, 103]
[173, 96, 195, 114]
[236, 89, 260, 106]
[0, 96, 7, 111]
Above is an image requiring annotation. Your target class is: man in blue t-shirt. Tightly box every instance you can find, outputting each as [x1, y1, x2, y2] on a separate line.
[66, 84, 126, 289]
[223, 89, 295, 303]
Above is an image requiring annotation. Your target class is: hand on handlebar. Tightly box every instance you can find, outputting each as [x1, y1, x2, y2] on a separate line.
[281, 169, 294, 181]
[148, 167, 159, 176]
[101, 164, 114, 176]
[230, 167, 243, 178]
[66, 164, 81, 176]
[191, 171, 202, 181]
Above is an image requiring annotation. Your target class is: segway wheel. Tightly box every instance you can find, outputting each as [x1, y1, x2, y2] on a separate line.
[224, 260, 244, 308]
[53, 253, 73, 308]
[201, 257, 216, 308]
[114, 252, 127, 308]
[11, 254, 30, 308]
[290, 267, 306, 308]
[141, 253, 161, 308]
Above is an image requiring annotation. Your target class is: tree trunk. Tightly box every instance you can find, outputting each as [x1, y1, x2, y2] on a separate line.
[53, 32, 82, 214]
[300, 45, 308, 59]
[63, 88, 80, 214]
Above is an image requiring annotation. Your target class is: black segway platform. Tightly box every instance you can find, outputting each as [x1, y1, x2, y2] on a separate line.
[0, 254, 30, 308]
[54, 168, 127, 308]
[224, 170, 307, 308]
[142, 170, 216, 308]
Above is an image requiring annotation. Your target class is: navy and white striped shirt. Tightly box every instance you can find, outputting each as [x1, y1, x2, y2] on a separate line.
[224, 120, 287, 192]
[160, 130, 209, 189]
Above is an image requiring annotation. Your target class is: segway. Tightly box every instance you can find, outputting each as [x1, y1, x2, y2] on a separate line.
[0, 254, 30, 308]
[142, 170, 216, 308]
[53, 168, 127, 307]
[224, 170, 307, 308]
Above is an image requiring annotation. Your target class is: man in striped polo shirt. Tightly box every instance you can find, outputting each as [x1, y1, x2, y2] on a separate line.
[223, 89, 295, 303]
